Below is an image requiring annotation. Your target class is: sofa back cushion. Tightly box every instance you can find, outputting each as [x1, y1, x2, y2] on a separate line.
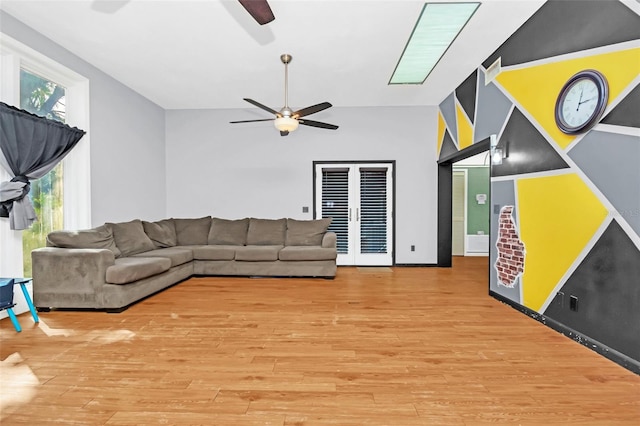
[142, 219, 177, 248]
[174, 216, 211, 245]
[208, 217, 249, 245]
[246, 218, 286, 245]
[285, 218, 332, 246]
[106, 219, 156, 257]
[47, 225, 121, 257]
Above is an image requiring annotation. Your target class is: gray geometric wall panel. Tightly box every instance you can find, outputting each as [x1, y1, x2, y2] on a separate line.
[474, 78, 513, 143]
[492, 108, 570, 177]
[568, 130, 640, 237]
[456, 70, 477, 124]
[483, 0, 640, 68]
[439, 130, 459, 160]
[543, 220, 640, 361]
[439, 93, 458, 143]
[602, 83, 640, 128]
[489, 180, 520, 303]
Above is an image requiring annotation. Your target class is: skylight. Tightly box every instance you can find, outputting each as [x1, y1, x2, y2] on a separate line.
[389, 2, 480, 85]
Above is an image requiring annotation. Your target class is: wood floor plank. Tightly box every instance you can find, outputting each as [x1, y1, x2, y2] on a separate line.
[1, 257, 639, 425]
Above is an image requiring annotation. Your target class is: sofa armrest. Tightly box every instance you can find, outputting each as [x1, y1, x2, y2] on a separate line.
[322, 232, 337, 249]
[31, 247, 116, 305]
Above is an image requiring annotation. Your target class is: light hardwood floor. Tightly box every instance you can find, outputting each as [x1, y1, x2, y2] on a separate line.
[1, 257, 639, 425]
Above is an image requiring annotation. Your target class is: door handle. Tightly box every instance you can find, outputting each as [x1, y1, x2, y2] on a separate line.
[356, 208, 360, 221]
[349, 208, 352, 222]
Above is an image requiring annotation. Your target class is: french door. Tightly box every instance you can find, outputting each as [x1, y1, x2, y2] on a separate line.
[315, 162, 394, 266]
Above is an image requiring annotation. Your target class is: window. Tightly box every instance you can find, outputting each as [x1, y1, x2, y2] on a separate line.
[19, 69, 67, 277]
[319, 168, 349, 254]
[0, 34, 91, 278]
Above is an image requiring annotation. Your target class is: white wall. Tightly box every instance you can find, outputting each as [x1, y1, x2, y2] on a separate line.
[166, 106, 439, 264]
[0, 11, 167, 225]
[89, 78, 166, 224]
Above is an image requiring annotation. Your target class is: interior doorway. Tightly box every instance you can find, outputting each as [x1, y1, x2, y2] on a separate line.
[452, 151, 491, 257]
[437, 138, 490, 267]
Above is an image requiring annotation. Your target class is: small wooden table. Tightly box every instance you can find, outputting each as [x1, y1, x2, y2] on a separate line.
[0, 278, 39, 332]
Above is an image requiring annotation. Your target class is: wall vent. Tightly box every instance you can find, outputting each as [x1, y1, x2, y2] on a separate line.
[485, 57, 501, 85]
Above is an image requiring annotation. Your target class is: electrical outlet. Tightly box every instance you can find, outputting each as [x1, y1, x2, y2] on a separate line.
[302, 206, 309, 213]
[555, 291, 564, 308]
[410, 245, 415, 252]
[569, 295, 578, 311]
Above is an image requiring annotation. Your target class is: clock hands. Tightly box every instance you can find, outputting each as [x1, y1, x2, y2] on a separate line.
[576, 86, 585, 111]
[576, 88, 598, 112]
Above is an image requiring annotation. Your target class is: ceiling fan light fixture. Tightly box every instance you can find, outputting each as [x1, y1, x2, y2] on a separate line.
[274, 116, 299, 132]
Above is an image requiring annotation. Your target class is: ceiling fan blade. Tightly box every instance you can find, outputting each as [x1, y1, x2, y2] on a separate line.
[238, 0, 275, 25]
[298, 119, 339, 130]
[293, 102, 332, 118]
[280, 131, 289, 137]
[230, 118, 275, 124]
[243, 98, 280, 116]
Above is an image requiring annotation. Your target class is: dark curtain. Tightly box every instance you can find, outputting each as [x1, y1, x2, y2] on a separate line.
[0, 101, 86, 230]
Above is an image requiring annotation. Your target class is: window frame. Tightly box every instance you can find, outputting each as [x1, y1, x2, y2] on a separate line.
[0, 34, 91, 277]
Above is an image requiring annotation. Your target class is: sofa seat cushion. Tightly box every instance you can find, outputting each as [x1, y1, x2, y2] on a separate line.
[106, 257, 172, 285]
[279, 246, 338, 261]
[191, 245, 237, 261]
[132, 247, 193, 267]
[235, 245, 283, 261]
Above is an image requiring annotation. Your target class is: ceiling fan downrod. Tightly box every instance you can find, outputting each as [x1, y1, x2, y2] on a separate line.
[281, 54, 292, 115]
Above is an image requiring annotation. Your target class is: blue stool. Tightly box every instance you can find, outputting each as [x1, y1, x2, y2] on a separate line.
[0, 278, 39, 332]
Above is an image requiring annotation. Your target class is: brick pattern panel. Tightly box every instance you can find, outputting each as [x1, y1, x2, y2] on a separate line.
[495, 206, 525, 288]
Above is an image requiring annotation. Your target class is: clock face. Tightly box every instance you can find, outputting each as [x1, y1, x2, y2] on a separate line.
[555, 70, 608, 134]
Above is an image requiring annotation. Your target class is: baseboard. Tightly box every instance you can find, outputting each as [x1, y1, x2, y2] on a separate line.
[337, 264, 438, 267]
[490, 290, 640, 375]
[393, 263, 438, 267]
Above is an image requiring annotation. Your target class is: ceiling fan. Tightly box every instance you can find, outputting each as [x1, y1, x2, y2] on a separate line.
[230, 54, 339, 136]
[92, 1, 275, 25]
[238, 0, 275, 25]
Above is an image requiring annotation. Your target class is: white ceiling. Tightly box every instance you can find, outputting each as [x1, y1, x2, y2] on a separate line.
[0, 0, 545, 111]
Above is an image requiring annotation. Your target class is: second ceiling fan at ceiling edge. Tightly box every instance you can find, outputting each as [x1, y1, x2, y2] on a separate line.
[91, 0, 275, 23]
[230, 54, 339, 137]
[238, 0, 275, 25]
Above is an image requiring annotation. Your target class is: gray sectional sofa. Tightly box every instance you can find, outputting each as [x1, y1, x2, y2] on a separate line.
[31, 216, 336, 312]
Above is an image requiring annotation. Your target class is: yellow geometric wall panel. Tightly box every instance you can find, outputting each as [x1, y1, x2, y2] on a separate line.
[437, 111, 446, 155]
[517, 173, 608, 312]
[496, 47, 640, 149]
[455, 103, 473, 150]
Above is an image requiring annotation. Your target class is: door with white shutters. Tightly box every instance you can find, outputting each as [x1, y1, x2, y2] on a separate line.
[314, 162, 393, 266]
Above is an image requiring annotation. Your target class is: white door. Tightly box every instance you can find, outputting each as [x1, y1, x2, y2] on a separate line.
[315, 163, 393, 266]
[452, 170, 466, 256]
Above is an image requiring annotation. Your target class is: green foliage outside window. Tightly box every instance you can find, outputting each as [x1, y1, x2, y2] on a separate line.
[20, 69, 66, 277]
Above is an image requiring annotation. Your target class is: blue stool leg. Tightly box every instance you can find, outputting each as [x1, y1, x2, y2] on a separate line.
[7, 308, 22, 332]
[19, 282, 39, 323]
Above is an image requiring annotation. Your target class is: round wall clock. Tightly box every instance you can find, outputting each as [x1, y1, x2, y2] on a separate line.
[554, 70, 608, 135]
